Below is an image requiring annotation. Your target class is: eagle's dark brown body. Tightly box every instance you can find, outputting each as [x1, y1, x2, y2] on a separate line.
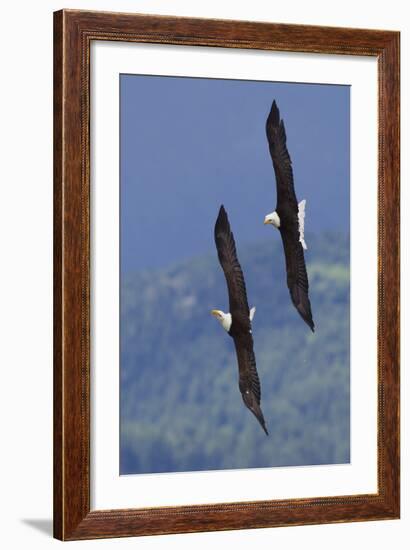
[215, 205, 268, 435]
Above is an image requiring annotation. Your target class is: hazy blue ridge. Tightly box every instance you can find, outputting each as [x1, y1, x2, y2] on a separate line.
[120, 232, 350, 475]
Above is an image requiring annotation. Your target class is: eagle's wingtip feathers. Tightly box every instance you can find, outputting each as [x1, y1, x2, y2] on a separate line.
[258, 415, 269, 436]
[255, 414, 269, 436]
[303, 314, 315, 333]
[255, 406, 269, 436]
[215, 204, 230, 233]
[307, 315, 315, 333]
[217, 204, 227, 219]
[268, 99, 280, 126]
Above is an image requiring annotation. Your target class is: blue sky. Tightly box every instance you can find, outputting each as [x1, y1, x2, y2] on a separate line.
[120, 75, 350, 273]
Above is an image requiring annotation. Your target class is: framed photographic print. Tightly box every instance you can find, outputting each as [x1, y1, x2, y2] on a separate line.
[53, 9, 400, 541]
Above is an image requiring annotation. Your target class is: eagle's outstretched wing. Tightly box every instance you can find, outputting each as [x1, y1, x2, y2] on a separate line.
[235, 339, 268, 436]
[266, 99, 298, 212]
[214, 205, 250, 321]
[280, 229, 315, 332]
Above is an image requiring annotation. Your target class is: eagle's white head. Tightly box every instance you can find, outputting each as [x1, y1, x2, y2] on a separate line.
[211, 309, 232, 332]
[264, 211, 281, 228]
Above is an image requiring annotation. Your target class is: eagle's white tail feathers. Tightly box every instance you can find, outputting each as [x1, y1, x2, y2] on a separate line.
[298, 199, 307, 250]
[249, 306, 256, 321]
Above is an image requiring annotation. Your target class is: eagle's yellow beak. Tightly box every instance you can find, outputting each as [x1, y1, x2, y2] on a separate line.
[211, 309, 220, 317]
[263, 218, 270, 225]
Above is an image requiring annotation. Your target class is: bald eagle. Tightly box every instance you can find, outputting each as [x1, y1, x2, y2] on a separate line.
[264, 100, 315, 332]
[211, 205, 268, 435]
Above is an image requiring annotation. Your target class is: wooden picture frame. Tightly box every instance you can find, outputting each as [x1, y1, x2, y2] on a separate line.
[53, 9, 400, 541]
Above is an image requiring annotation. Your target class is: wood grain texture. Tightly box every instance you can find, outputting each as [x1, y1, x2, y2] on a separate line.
[53, 9, 400, 541]
[53, 10, 63, 541]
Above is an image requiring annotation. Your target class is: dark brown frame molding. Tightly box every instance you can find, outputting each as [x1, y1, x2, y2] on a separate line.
[54, 9, 400, 541]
